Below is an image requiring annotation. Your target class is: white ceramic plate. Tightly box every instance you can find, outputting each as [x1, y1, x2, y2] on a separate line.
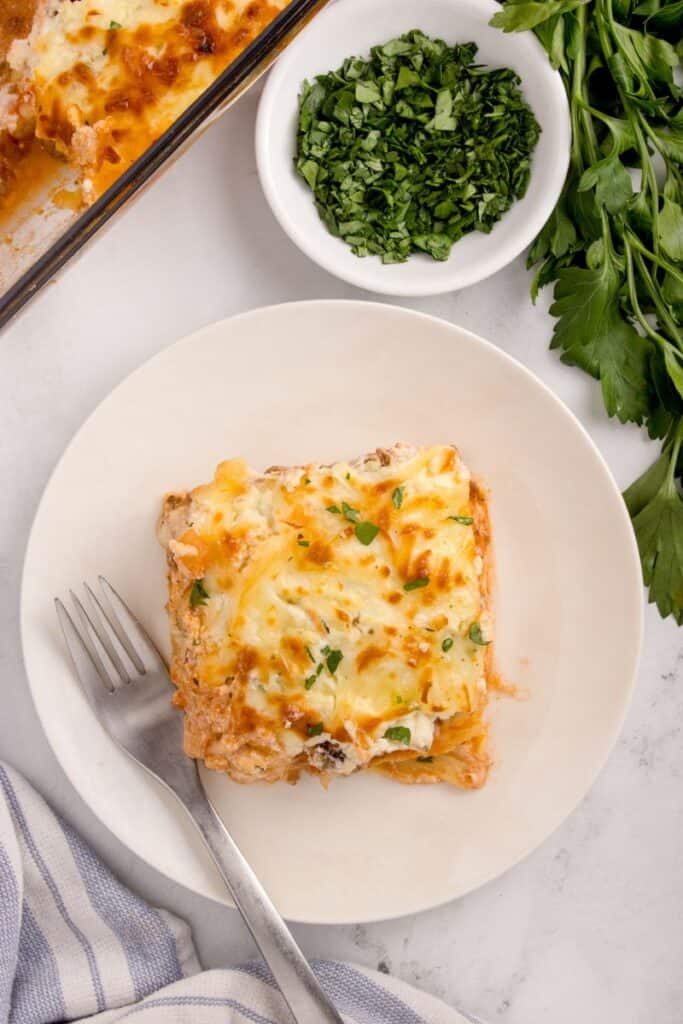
[256, 0, 570, 296]
[22, 301, 642, 925]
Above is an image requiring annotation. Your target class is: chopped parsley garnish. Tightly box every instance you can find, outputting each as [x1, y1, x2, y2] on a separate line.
[345, 472, 351, 480]
[296, 31, 540, 265]
[109, 20, 122, 29]
[304, 663, 324, 689]
[384, 725, 411, 744]
[297, 535, 310, 547]
[323, 647, 343, 674]
[307, 722, 324, 737]
[327, 504, 341, 514]
[355, 521, 380, 545]
[189, 579, 209, 608]
[442, 637, 454, 652]
[304, 477, 311, 484]
[468, 622, 490, 646]
[417, 755, 434, 763]
[448, 515, 474, 525]
[392, 486, 404, 509]
[305, 646, 315, 662]
[341, 501, 360, 523]
[404, 576, 429, 592]
[321, 618, 330, 633]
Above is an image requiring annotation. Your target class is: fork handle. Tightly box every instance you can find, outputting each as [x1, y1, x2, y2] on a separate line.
[183, 792, 344, 1024]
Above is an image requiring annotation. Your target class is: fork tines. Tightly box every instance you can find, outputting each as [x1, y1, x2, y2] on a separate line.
[55, 577, 160, 696]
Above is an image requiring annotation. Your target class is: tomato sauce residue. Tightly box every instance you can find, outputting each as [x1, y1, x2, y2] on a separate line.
[0, 137, 62, 217]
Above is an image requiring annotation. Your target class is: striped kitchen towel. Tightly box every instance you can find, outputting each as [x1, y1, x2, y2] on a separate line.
[0, 762, 477, 1024]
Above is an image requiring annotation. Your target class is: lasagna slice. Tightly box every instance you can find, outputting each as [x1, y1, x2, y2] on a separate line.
[158, 443, 493, 789]
[3, 0, 289, 204]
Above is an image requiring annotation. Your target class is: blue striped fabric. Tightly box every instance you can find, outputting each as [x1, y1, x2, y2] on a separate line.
[11, 906, 66, 1024]
[0, 762, 474, 1024]
[0, 844, 21, 1023]
[59, 816, 183, 998]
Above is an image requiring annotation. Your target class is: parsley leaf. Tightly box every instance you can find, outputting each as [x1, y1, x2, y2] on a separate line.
[442, 637, 454, 652]
[189, 579, 209, 608]
[392, 486, 404, 509]
[304, 663, 324, 689]
[325, 648, 343, 674]
[577, 156, 633, 215]
[404, 576, 429, 592]
[448, 515, 474, 525]
[341, 501, 360, 523]
[109, 20, 122, 29]
[355, 521, 380, 545]
[307, 723, 324, 737]
[625, 426, 683, 622]
[658, 198, 683, 262]
[468, 622, 490, 646]
[384, 726, 411, 744]
[490, 1, 589, 33]
[549, 252, 653, 425]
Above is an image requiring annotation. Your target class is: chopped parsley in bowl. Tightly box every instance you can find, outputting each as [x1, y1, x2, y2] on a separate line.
[255, 0, 570, 296]
[294, 31, 540, 265]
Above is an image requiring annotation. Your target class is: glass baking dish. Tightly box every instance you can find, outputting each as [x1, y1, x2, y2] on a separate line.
[0, 0, 329, 331]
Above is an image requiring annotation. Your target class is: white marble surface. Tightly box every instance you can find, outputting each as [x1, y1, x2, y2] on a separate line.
[1, 83, 682, 1024]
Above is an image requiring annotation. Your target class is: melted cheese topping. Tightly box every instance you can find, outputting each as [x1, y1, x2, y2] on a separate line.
[160, 444, 492, 782]
[6, 0, 289, 201]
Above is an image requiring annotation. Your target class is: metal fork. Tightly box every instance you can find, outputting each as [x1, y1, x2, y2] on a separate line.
[55, 577, 343, 1024]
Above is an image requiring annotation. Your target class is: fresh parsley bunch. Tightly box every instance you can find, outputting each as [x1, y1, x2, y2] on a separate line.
[492, 0, 683, 623]
[295, 31, 540, 264]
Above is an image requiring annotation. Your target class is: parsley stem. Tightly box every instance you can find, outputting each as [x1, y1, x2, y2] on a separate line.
[632, 249, 682, 349]
[623, 240, 671, 351]
[666, 420, 683, 494]
[572, 5, 599, 169]
[636, 117, 683, 262]
[633, 111, 662, 254]
[624, 232, 683, 287]
[596, 0, 660, 248]
[638, 113, 672, 170]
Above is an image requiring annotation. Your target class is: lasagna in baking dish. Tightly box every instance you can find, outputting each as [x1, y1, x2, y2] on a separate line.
[0, 0, 290, 205]
[158, 444, 493, 789]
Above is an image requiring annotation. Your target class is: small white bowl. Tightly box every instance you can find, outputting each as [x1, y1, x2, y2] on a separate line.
[256, 0, 570, 296]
